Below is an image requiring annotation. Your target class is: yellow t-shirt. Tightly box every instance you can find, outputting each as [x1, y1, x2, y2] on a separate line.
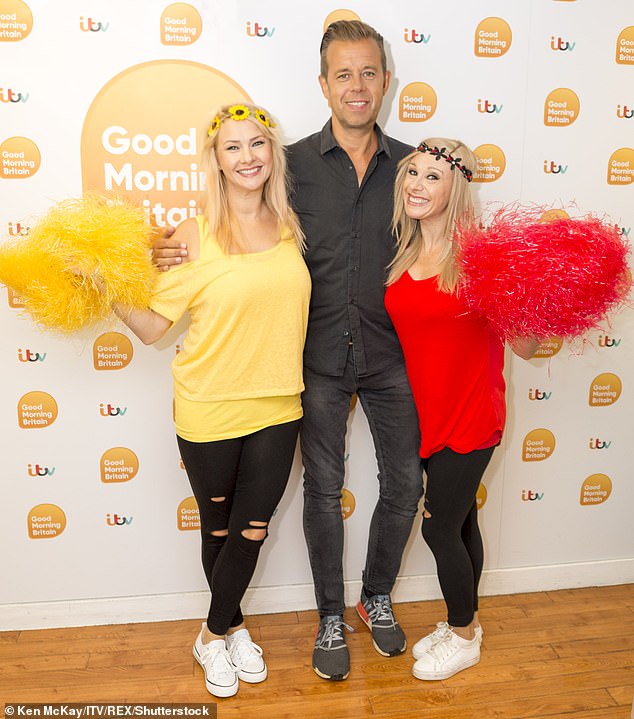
[150, 215, 311, 442]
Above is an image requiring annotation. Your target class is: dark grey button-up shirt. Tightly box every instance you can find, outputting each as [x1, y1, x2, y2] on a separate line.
[287, 121, 413, 377]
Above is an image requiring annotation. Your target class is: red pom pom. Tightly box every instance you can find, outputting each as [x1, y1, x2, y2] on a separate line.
[454, 207, 632, 341]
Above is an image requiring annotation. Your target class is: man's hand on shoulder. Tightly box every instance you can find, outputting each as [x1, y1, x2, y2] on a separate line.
[151, 225, 188, 271]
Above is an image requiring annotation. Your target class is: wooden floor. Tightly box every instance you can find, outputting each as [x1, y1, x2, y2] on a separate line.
[1, 584, 633, 719]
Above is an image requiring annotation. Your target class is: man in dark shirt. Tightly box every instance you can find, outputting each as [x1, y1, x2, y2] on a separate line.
[153, 19, 422, 683]
[288, 21, 422, 682]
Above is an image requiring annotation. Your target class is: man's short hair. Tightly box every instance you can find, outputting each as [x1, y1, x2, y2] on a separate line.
[320, 20, 387, 77]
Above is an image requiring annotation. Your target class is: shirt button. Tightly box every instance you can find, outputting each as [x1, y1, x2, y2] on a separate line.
[343, 330, 350, 336]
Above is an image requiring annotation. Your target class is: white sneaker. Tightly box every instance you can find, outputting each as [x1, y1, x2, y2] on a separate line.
[226, 628, 267, 683]
[412, 622, 483, 660]
[193, 625, 238, 697]
[412, 630, 481, 681]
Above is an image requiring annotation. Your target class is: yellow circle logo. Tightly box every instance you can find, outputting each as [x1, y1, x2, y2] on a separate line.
[0, 0, 33, 42]
[7, 287, 25, 308]
[160, 3, 202, 46]
[399, 82, 437, 123]
[18, 391, 58, 429]
[616, 26, 634, 65]
[607, 148, 634, 186]
[544, 88, 580, 127]
[531, 336, 563, 359]
[178, 496, 200, 531]
[323, 9, 361, 32]
[28, 503, 66, 539]
[0, 136, 41, 178]
[474, 17, 512, 58]
[589, 373, 622, 407]
[476, 483, 487, 510]
[93, 332, 134, 370]
[100, 447, 139, 483]
[522, 428, 556, 462]
[580, 474, 612, 506]
[341, 488, 356, 520]
[81, 60, 251, 228]
[540, 209, 570, 222]
[472, 144, 506, 183]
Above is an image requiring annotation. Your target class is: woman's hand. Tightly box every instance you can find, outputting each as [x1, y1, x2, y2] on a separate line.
[510, 337, 541, 360]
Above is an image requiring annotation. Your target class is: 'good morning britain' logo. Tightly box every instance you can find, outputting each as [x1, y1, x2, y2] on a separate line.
[588, 373, 621, 406]
[522, 428, 556, 462]
[531, 336, 563, 358]
[472, 144, 506, 183]
[100, 447, 139, 483]
[544, 88, 580, 126]
[18, 391, 58, 428]
[474, 17, 512, 57]
[178, 496, 200, 530]
[28, 504, 66, 539]
[398, 82, 437, 122]
[607, 148, 634, 186]
[580, 474, 612, 505]
[81, 61, 251, 228]
[93, 332, 133, 370]
[616, 26, 634, 65]
[161, 3, 202, 45]
[0, 136, 41, 178]
[0, 0, 33, 41]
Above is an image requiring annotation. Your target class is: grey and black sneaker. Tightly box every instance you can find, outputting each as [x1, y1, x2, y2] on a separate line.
[312, 614, 353, 681]
[356, 591, 406, 657]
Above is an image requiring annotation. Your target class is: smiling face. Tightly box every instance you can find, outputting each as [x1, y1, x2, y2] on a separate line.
[318, 38, 390, 135]
[401, 152, 455, 223]
[215, 118, 272, 194]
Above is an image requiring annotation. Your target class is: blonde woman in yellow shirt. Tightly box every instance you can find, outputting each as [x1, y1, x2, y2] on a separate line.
[113, 103, 311, 698]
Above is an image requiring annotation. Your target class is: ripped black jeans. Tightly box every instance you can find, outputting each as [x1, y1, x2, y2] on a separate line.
[177, 419, 300, 635]
[421, 445, 495, 627]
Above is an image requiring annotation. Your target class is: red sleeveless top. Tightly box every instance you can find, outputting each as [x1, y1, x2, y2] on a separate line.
[385, 272, 506, 458]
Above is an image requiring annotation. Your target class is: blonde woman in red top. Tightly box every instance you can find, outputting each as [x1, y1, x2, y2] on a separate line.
[384, 138, 538, 681]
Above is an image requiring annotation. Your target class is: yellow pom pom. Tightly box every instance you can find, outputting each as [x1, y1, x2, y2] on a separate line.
[0, 194, 159, 332]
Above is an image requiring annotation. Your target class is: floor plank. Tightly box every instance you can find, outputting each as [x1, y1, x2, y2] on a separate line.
[1, 585, 632, 719]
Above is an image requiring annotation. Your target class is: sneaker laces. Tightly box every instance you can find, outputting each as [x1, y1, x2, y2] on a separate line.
[429, 621, 451, 646]
[429, 631, 464, 662]
[200, 642, 235, 676]
[230, 635, 263, 668]
[366, 595, 396, 628]
[315, 617, 354, 650]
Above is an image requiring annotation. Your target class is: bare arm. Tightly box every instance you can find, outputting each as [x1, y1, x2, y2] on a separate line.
[112, 303, 172, 345]
[510, 337, 541, 360]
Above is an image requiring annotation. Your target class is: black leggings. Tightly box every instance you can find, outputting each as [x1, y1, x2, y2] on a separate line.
[421, 445, 494, 627]
[177, 419, 300, 636]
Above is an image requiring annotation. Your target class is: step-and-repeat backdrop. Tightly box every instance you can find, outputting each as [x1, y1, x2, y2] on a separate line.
[1, 0, 632, 628]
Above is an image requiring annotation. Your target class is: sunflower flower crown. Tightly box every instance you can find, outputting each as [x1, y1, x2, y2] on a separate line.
[207, 104, 276, 138]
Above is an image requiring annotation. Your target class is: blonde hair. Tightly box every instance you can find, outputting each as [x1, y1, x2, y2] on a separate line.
[387, 137, 476, 292]
[200, 103, 304, 253]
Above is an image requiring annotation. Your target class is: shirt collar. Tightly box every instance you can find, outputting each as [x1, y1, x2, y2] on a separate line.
[319, 119, 391, 158]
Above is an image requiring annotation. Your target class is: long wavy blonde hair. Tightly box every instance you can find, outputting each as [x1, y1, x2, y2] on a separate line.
[200, 103, 304, 253]
[387, 138, 476, 292]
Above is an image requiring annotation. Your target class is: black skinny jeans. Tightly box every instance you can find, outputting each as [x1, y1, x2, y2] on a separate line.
[177, 419, 300, 636]
[421, 445, 495, 627]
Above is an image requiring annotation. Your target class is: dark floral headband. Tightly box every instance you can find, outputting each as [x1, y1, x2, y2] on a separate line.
[416, 142, 473, 182]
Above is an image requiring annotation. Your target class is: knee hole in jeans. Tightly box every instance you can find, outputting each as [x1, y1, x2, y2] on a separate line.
[242, 521, 268, 541]
[210, 496, 225, 502]
[210, 528, 228, 537]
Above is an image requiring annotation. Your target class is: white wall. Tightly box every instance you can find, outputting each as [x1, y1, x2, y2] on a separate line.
[1, 0, 632, 630]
